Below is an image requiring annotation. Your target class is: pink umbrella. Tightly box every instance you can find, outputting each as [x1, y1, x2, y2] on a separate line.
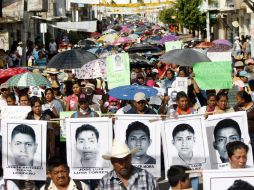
[121, 26, 130, 33]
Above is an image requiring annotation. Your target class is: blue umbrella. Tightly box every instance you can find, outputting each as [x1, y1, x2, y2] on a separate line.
[108, 85, 158, 100]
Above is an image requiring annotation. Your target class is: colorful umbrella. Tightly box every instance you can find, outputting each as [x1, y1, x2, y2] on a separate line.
[90, 32, 101, 38]
[102, 29, 116, 35]
[6, 72, 51, 87]
[75, 59, 106, 79]
[97, 34, 119, 43]
[111, 37, 132, 45]
[212, 39, 232, 47]
[195, 42, 215, 48]
[121, 26, 130, 33]
[0, 67, 28, 84]
[108, 85, 158, 100]
[208, 44, 232, 52]
[159, 35, 178, 44]
[128, 34, 139, 41]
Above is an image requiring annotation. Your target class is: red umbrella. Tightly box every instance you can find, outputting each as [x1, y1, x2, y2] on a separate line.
[0, 67, 28, 83]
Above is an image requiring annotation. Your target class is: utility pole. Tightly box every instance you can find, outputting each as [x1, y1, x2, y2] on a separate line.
[206, 0, 211, 42]
[22, 0, 29, 67]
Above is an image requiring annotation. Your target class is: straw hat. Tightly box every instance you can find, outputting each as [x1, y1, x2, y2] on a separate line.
[0, 82, 8, 90]
[32, 69, 41, 75]
[102, 139, 138, 160]
[46, 68, 59, 74]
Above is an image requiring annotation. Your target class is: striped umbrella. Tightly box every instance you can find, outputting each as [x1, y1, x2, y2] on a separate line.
[6, 72, 51, 87]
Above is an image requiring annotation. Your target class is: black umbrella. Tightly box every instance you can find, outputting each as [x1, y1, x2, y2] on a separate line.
[160, 48, 211, 66]
[127, 44, 161, 53]
[129, 53, 153, 68]
[47, 49, 97, 69]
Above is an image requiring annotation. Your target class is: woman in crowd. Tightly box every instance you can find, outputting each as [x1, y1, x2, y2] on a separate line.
[234, 90, 254, 157]
[198, 93, 216, 114]
[213, 91, 234, 114]
[175, 91, 196, 115]
[66, 82, 80, 111]
[42, 88, 64, 117]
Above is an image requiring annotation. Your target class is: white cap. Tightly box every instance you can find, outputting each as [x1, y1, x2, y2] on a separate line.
[134, 92, 146, 102]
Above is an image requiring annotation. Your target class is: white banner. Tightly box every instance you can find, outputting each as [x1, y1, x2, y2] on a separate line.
[66, 118, 112, 179]
[2, 119, 47, 180]
[114, 115, 161, 177]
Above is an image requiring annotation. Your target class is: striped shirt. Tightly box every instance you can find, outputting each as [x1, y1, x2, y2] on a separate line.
[98, 166, 159, 190]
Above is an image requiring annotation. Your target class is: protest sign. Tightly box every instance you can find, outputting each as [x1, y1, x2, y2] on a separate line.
[106, 53, 130, 89]
[207, 52, 232, 62]
[2, 119, 47, 180]
[66, 117, 112, 179]
[205, 112, 253, 169]
[114, 115, 161, 177]
[165, 41, 183, 52]
[59, 111, 75, 141]
[161, 114, 210, 176]
[194, 61, 232, 90]
[203, 169, 254, 190]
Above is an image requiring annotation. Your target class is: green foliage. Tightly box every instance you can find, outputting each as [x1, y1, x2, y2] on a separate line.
[175, 0, 206, 31]
[159, 8, 176, 24]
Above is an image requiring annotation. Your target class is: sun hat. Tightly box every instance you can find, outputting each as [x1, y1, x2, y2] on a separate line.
[46, 68, 59, 74]
[0, 82, 8, 90]
[134, 92, 146, 102]
[245, 59, 254, 65]
[102, 139, 138, 160]
[234, 61, 244, 67]
[84, 83, 95, 90]
[32, 69, 41, 75]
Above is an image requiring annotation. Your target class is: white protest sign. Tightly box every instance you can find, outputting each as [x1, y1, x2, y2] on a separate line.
[207, 52, 232, 62]
[2, 119, 47, 180]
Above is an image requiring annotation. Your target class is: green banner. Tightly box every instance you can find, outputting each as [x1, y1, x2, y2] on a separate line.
[60, 111, 75, 142]
[106, 53, 130, 89]
[165, 41, 183, 52]
[194, 61, 232, 90]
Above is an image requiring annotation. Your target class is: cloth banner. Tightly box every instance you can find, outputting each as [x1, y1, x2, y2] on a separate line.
[2, 119, 47, 180]
[194, 61, 232, 90]
[161, 114, 210, 177]
[205, 111, 253, 169]
[106, 53, 130, 89]
[66, 118, 112, 179]
[165, 41, 183, 52]
[114, 115, 161, 177]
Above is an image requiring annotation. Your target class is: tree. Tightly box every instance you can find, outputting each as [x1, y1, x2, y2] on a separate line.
[159, 8, 176, 25]
[174, 0, 206, 35]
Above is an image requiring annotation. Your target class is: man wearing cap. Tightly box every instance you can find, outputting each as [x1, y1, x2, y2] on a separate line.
[233, 71, 251, 92]
[99, 140, 159, 190]
[125, 92, 156, 114]
[234, 61, 245, 74]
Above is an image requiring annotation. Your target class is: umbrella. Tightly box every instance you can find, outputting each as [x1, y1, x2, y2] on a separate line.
[90, 32, 101, 38]
[97, 34, 119, 43]
[212, 39, 232, 47]
[102, 29, 116, 35]
[78, 39, 97, 48]
[159, 35, 178, 44]
[208, 44, 232, 52]
[47, 49, 97, 69]
[160, 49, 211, 66]
[127, 44, 161, 53]
[121, 26, 130, 33]
[111, 37, 132, 45]
[0, 67, 28, 83]
[6, 72, 51, 87]
[75, 59, 106, 79]
[108, 85, 158, 100]
[195, 41, 215, 48]
[129, 53, 153, 68]
[128, 34, 139, 41]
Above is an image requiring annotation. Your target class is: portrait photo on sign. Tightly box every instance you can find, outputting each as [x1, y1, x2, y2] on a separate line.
[1, 119, 47, 180]
[203, 169, 254, 190]
[114, 115, 161, 177]
[113, 54, 125, 72]
[66, 118, 112, 179]
[205, 111, 253, 169]
[161, 115, 210, 171]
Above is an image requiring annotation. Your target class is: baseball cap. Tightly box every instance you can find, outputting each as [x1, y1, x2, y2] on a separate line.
[134, 92, 146, 102]
[239, 71, 251, 78]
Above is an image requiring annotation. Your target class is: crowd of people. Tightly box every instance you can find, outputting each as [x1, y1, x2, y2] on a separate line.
[1, 21, 254, 190]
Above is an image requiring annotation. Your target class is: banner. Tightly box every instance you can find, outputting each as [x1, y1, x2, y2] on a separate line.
[165, 41, 183, 52]
[66, 118, 112, 179]
[114, 115, 161, 177]
[106, 53, 130, 89]
[2, 119, 47, 180]
[203, 169, 254, 190]
[161, 115, 210, 176]
[194, 61, 232, 90]
[205, 112, 253, 169]
[59, 111, 75, 141]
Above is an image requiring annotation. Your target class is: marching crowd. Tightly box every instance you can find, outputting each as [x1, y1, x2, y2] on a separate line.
[1, 22, 254, 190]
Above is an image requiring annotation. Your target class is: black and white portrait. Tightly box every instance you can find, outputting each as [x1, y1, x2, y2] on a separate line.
[2, 119, 47, 180]
[206, 112, 253, 169]
[114, 115, 161, 177]
[203, 169, 254, 190]
[162, 115, 210, 172]
[66, 118, 112, 179]
[113, 54, 125, 72]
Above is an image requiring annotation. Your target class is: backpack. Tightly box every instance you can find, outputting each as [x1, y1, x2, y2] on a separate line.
[44, 179, 83, 190]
